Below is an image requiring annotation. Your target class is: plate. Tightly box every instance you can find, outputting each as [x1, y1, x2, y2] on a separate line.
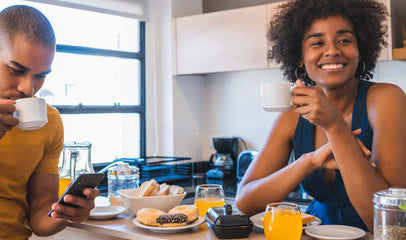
[250, 212, 321, 230]
[133, 216, 205, 233]
[88, 206, 127, 220]
[305, 225, 366, 240]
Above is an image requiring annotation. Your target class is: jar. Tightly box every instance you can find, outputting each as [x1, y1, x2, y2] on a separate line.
[108, 163, 139, 205]
[373, 188, 406, 240]
[58, 141, 94, 197]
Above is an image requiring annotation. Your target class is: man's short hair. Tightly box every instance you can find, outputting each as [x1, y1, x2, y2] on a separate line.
[0, 5, 56, 49]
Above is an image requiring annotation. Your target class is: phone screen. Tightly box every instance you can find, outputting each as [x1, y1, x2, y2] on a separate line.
[48, 173, 104, 217]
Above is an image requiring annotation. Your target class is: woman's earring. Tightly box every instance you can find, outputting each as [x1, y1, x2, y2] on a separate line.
[295, 66, 307, 80]
[359, 60, 366, 75]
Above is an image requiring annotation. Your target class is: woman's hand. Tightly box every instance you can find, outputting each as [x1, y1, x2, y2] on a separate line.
[292, 80, 342, 130]
[308, 129, 374, 170]
[353, 129, 375, 168]
[307, 142, 338, 170]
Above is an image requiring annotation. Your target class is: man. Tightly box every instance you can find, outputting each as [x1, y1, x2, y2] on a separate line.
[0, 5, 99, 239]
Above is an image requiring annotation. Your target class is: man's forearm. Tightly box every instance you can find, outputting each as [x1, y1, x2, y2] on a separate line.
[29, 203, 68, 236]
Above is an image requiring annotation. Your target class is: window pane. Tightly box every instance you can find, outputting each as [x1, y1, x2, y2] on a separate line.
[0, 1, 140, 52]
[61, 113, 140, 164]
[40, 52, 140, 106]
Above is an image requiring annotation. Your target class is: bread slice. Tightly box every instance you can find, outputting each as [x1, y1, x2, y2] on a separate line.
[169, 185, 184, 195]
[150, 182, 160, 196]
[301, 213, 316, 225]
[133, 179, 156, 197]
[156, 183, 170, 196]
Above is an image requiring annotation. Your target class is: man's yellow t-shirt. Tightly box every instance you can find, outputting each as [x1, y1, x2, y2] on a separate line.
[0, 105, 63, 240]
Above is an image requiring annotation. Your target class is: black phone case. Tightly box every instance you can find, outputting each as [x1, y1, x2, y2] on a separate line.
[48, 173, 104, 217]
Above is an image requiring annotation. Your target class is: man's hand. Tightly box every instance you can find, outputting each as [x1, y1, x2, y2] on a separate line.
[0, 99, 18, 138]
[49, 188, 100, 222]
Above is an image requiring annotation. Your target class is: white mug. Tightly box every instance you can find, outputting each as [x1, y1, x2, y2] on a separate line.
[14, 98, 47, 130]
[261, 82, 294, 112]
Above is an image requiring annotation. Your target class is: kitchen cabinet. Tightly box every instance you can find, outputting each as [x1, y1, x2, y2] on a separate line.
[173, 3, 280, 75]
[173, 0, 404, 75]
[390, 0, 406, 60]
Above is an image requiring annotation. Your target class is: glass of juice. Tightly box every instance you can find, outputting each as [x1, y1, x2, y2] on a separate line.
[264, 202, 302, 240]
[194, 184, 225, 217]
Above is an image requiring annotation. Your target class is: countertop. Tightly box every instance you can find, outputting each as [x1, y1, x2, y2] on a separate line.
[66, 210, 373, 240]
[57, 177, 369, 240]
[54, 195, 372, 240]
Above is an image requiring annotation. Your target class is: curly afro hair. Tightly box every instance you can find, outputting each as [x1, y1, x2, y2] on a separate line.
[267, 0, 388, 86]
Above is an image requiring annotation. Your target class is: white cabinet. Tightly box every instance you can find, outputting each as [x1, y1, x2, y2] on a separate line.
[173, 0, 399, 75]
[173, 3, 281, 75]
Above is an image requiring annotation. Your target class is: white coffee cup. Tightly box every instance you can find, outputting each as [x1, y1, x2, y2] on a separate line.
[14, 98, 47, 130]
[261, 82, 294, 112]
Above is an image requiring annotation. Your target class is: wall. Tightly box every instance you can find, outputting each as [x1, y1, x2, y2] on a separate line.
[145, 0, 204, 160]
[147, 0, 406, 166]
[200, 61, 406, 160]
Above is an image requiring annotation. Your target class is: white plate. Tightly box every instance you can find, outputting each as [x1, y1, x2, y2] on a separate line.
[88, 206, 127, 220]
[305, 225, 366, 240]
[250, 212, 321, 230]
[133, 217, 205, 233]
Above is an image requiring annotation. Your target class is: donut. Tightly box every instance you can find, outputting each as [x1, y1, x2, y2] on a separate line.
[156, 213, 188, 227]
[136, 208, 166, 227]
[168, 205, 199, 223]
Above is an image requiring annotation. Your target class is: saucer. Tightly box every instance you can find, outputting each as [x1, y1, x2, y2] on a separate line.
[88, 206, 127, 220]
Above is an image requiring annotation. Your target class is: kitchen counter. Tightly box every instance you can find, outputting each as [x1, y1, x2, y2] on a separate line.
[30, 195, 373, 240]
[52, 211, 373, 240]
[31, 177, 369, 239]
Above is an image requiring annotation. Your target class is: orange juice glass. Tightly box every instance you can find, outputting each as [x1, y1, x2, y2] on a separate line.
[58, 177, 71, 197]
[194, 184, 225, 217]
[264, 202, 302, 240]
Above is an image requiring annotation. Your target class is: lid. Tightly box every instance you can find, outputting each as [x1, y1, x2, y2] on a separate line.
[373, 188, 406, 206]
[108, 162, 139, 176]
[64, 141, 92, 148]
[205, 204, 253, 227]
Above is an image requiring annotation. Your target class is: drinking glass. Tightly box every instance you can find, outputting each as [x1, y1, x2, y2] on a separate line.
[194, 184, 225, 217]
[264, 202, 302, 240]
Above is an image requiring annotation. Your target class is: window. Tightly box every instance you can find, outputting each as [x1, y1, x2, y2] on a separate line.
[0, 1, 146, 164]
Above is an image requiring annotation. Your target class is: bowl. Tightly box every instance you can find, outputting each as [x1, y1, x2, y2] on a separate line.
[117, 188, 186, 215]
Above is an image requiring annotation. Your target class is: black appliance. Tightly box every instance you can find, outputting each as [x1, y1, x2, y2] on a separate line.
[205, 204, 253, 239]
[236, 150, 258, 180]
[207, 137, 240, 178]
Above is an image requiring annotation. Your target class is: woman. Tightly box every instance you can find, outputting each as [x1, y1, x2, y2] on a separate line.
[235, 0, 406, 232]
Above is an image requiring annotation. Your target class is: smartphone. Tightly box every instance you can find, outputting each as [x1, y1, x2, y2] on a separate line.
[48, 173, 105, 217]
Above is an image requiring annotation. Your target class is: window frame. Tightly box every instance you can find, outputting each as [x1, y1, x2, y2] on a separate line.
[54, 21, 146, 159]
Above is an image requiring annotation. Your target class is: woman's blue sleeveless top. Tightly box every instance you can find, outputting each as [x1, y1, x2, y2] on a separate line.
[293, 80, 375, 231]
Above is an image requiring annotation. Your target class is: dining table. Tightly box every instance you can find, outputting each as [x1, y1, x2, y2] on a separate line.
[30, 195, 373, 240]
[49, 210, 372, 240]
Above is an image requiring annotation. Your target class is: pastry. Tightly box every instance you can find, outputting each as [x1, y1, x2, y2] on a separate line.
[156, 213, 188, 227]
[136, 208, 166, 227]
[168, 205, 198, 223]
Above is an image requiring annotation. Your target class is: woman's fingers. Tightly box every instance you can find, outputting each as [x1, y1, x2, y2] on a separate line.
[352, 129, 375, 168]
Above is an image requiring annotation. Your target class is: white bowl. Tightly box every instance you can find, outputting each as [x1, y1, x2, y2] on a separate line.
[117, 188, 186, 216]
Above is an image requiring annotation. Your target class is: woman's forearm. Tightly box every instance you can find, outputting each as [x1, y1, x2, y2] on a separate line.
[326, 123, 388, 231]
[236, 154, 316, 216]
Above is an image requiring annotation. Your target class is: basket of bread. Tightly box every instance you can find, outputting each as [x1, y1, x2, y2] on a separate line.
[117, 179, 186, 216]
